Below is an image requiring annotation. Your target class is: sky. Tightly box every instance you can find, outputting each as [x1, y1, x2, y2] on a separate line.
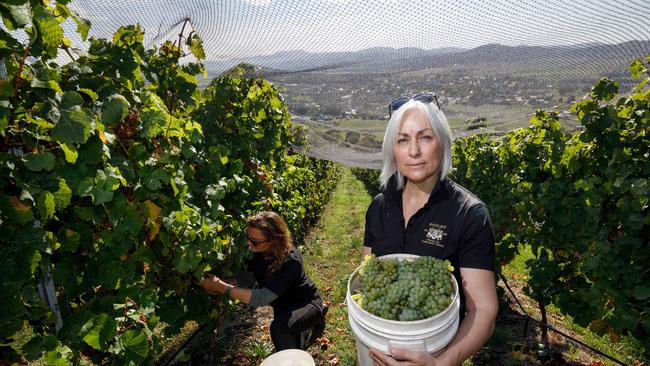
[59, 0, 649, 62]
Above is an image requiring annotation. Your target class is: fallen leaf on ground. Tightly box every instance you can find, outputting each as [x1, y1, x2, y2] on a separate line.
[328, 353, 340, 365]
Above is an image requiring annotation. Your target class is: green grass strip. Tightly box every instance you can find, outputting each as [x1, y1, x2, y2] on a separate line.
[302, 167, 372, 365]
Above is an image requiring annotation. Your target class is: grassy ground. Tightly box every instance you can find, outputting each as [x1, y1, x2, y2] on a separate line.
[300, 167, 372, 365]
[163, 167, 647, 366]
[335, 118, 386, 130]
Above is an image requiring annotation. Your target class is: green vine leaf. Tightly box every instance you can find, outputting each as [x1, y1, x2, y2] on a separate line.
[0, 1, 32, 29]
[30, 79, 63, 94]
[140, 108, 167, 138]
[101, 94, 129, 125]
[78, 168, 125, 205]
[174, 247, 201, 274]
[21, 334, 58, 361]
[60, 91, 84, 109]
[43, 350, 72, 366]
[53, 179, 72, 210]
[113, 24, 143, 47]
[0, 79, 12, 97]
[23, 152, 55, 172]
[33, 4, 63, 59]
[58, 143, 78, 164]
[37, 191, 55, 220]
[141, 167, 168, 191]
[80, 313, 117, 351]
[77, 88, 98, 102]
[590, 78, 619, 102]
[187, 32, 205, 60]
[71, 14, 91, 41]
[52, 108, 94, 144]
[629, 60, 647, 81]
[0, 100, 9, 131]
[119, 330, 149, 363]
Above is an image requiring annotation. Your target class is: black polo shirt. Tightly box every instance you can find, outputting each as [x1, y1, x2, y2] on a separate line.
[364, 175, 496, 311]
[249, 248, 322, 315]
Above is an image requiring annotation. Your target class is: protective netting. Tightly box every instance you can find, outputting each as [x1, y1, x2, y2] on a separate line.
[63, 0, 649, 168]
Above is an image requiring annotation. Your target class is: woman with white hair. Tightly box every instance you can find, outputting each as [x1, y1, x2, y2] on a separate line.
[362, 93, 498, 366]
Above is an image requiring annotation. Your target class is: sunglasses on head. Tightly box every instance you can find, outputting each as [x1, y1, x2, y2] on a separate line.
[388, 92, 440, 117]
[247, 234, 268, 246]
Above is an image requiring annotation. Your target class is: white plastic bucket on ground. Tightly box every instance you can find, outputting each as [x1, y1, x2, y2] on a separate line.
[346, 253, 460, 366]
[259, 349, 315, 366]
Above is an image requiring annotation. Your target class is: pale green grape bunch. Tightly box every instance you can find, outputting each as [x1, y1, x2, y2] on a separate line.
[353, 255, 454, 321]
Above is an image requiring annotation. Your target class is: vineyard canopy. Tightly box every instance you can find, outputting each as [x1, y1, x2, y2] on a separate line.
[54, 0, 650, 167]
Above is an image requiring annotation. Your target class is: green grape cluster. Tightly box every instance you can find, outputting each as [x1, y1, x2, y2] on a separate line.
[353, 255, 454, 321]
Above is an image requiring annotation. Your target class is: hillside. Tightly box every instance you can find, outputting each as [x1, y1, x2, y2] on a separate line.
[203, 42, 649, 167]
[203, 41, 649, 126]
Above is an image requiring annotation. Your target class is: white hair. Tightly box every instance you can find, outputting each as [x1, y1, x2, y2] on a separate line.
[379, 99, 453, 190]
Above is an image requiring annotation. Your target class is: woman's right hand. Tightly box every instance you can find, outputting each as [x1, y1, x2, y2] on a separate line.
[369, 347, 437, 366]
[200, 274, 226, 295]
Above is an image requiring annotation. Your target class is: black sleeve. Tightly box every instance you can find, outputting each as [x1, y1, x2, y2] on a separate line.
[458, 204, 496, 271]
[363, 195, 381, 248]
[263, 258, 301, 297]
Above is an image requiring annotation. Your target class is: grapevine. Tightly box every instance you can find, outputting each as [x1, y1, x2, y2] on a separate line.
[0, 3, 340, 364]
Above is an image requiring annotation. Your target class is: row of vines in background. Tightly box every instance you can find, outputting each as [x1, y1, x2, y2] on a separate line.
[0, 1, 339, 365]
[353, 60, 649, 359]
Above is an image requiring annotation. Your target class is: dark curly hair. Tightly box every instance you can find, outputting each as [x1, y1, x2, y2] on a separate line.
[247, 211, 293, 279]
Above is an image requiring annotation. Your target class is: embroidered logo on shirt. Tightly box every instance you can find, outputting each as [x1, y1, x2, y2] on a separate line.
[423, 223, 447, 247]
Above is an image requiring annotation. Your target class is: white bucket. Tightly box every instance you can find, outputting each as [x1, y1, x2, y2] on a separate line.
[259, 349, 315, 366]
[346, 254, 460, 366]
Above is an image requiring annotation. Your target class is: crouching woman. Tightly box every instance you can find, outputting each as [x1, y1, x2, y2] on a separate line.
[201, 211, 326, 351]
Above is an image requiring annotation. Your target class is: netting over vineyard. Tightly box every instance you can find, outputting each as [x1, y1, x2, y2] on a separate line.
[1, 1, 649, 364]
[59, 0, 650, 167]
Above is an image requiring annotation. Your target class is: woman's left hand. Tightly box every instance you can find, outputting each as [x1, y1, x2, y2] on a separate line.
[369, 347, 436, 366]
[200, 274, 227, 295]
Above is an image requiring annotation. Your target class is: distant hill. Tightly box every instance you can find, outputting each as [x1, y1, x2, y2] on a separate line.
[204, 41, 649, 78]
[201, 40, 649, 134]
[213, 40, 649, 164]
[203, 46, 466, 75]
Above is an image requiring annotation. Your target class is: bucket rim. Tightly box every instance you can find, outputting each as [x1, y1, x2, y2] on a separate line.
[347, 253, 460, 325]
[259, 349, 315, 366]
